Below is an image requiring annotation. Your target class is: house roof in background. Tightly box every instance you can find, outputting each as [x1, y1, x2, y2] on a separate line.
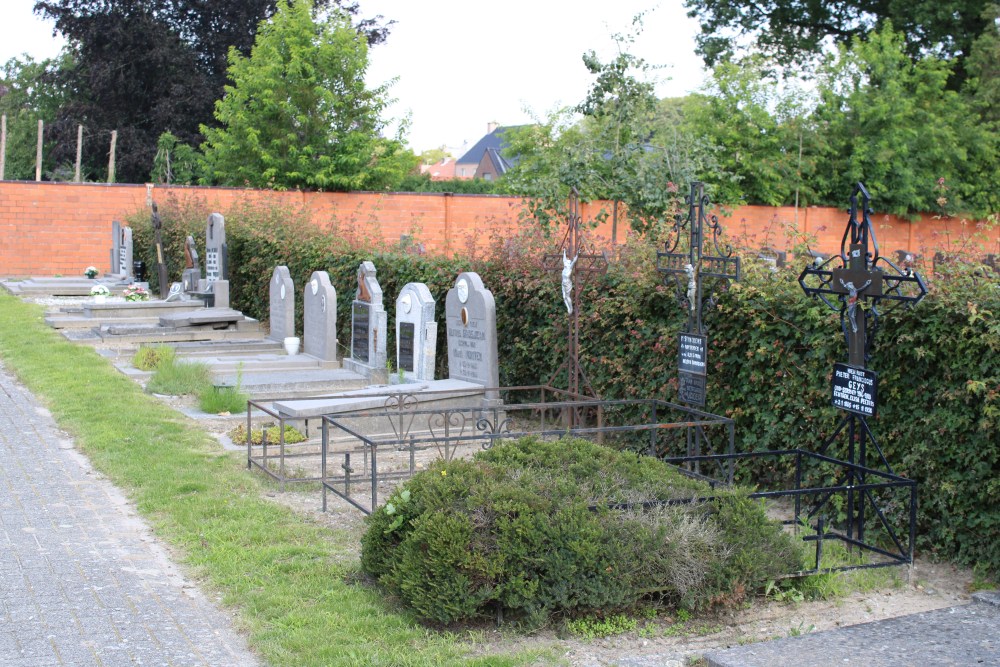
[456, 125, 526, 165]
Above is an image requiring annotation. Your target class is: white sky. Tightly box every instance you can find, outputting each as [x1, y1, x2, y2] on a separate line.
[0, 0, 708, 155]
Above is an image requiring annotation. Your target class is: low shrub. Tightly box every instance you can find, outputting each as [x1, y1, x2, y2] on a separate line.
[361, 437, 802, 626]
[145, 355, 212, 396]
[198, 384, 250, 414]
[132, 345, 173, 371]
[227, 423, 306, 445]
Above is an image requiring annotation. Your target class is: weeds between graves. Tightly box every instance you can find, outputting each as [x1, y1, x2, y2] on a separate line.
[0, 294, 548, 667]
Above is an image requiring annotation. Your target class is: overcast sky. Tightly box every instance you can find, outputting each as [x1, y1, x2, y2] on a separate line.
[1, 0, 708, 155]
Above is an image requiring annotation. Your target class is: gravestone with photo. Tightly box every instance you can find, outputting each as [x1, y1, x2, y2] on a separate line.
[395, 282, 436, 382]
[445, 272, 499, 398]
[303, 270, 338, 362]
[343, 261, 387, 382]
[268, 266, 296, 344]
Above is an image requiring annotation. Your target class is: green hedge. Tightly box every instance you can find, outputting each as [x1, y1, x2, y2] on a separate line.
[361, 437, 802, 626]
[128, 197, 1000, 575]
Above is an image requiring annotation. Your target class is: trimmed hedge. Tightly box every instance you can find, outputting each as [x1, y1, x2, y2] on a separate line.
[361, 437, 802, 626]
[128, 197, 1000, 575]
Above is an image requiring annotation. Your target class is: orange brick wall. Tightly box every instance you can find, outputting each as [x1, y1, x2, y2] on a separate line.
[0, 181, 996, 277]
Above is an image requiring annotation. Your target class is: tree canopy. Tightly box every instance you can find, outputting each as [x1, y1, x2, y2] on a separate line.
[684, 0, 993, 84]
[199, 0, 414, 190]
[31, 0, 392, 183]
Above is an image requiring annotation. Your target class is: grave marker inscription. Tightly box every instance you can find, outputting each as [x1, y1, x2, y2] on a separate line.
[303, 271, 338, 362]
[445, 272, 498, 393]
[268, 266, 295, 343]
[395, 282, 436, 381]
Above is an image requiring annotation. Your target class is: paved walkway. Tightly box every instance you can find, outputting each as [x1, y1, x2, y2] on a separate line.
[0, 364, 261, 667]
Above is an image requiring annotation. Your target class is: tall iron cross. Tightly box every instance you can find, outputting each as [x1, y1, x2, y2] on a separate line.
[656, 182, 740, 407]
[541, 188, 609, 399]
[797, 182, 927, 545]
[798, 183, 927, 369]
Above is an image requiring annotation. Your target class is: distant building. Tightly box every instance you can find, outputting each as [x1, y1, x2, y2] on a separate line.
[420, 158, 456, 180]
[455, 122, 523, 180]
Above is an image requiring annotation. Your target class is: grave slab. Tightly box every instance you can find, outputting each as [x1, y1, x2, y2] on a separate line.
[704, 595, 1000, 667]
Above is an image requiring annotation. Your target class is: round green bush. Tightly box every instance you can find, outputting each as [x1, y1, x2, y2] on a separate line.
[361, 437, 802, 626]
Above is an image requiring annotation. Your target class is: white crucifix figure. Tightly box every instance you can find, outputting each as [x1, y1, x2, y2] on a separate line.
[561, 251, 578, 314]
[684, 263, 697, 313]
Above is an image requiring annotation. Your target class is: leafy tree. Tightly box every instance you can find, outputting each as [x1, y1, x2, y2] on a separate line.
[150, 132, 201, 185]
[0, 56, 68, 180]
[33, 0, 392, 183]
[503, 18, 726, 234]
[684, 0, 992, 85]
[811, 25, 1000, 217]
[677, 57, 816, 207]
[199, 0, 414, 190]
[418, 147, 451, 165]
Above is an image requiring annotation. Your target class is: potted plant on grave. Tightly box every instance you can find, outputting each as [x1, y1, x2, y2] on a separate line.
[122, 284, 150, 302]
[84, 266, 98, 279]
[90, 284, 111, 304]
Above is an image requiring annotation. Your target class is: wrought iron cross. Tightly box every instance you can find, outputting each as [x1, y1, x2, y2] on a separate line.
[798, 182, 927, 547]
[541, 188, 609, 399]
[656, 182, 740, 407]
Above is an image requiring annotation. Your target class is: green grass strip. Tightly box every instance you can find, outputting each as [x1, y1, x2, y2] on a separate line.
[0, 295, 549, 667]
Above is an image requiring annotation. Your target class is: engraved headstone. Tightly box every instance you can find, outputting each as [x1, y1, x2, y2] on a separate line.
[118, 226, 134, 281]
[445, 272, 499, 393]
[268, 266, 295, 343]
[344, 261, 387, 381]
[395, 282, 437, 381]
[203, 213, 227, 286]
[303, 270, 338, 362]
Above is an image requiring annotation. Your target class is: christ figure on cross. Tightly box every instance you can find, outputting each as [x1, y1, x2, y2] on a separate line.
[561, 251, 579, 314]
[839, 278, 872, 333]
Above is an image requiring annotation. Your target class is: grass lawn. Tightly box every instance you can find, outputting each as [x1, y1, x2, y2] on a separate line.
[0, 294, 550, 667]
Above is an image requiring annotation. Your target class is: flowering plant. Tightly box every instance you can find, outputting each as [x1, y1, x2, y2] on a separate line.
[90, 284, 111, 297]
[122, 283, 150, 302]
[84, 266, 98, 279]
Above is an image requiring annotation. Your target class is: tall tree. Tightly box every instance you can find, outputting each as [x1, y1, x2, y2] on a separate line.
[33, 0, 392, 183]
[810, 25, 1000, 216]
[199, 0, 414, 190]
[684, 0, 991, 84]
[0, 56, 69, 180]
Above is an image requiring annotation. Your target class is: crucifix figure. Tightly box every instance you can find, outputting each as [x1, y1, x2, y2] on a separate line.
[839, 278, 871, 333]
[684, 263, 697, 313]
[541, 188, 609, 403]
[561, 251, 578, 314]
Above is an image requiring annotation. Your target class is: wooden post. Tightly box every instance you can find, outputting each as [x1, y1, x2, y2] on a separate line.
[107, 130, 117, 183]
[75, 124, 83, 182]
[1, 114, 6, 181]
[36, 119, 43, 181]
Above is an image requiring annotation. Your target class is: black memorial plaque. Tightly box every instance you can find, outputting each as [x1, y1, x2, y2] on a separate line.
[352, 302, 370, 363]
[678, 371, 706, 406]
[678, 333, 708, 376]
[831, 362, 878, 417]
[398, 322, 415, 372]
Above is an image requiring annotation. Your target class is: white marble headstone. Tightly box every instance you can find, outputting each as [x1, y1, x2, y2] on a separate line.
[395, 282, 437, 381]
[445, 272, 498, 391]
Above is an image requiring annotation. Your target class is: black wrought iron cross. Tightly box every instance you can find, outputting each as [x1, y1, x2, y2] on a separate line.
[656, 182, 740, 407]
[798, 182, 927, 547]
[541, 188, 609, 399]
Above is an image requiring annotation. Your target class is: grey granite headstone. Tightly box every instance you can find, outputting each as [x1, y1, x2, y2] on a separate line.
[445, 272, 498, 392]
[110, 220, 121, 276]
[268, 266, 295, 343]
[303, 270, 337, 362]
[203, 213, 227, 287]
[118, 226, 134, 281]
[396, 282, 436, 381]
[343, 261, 387, 381]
